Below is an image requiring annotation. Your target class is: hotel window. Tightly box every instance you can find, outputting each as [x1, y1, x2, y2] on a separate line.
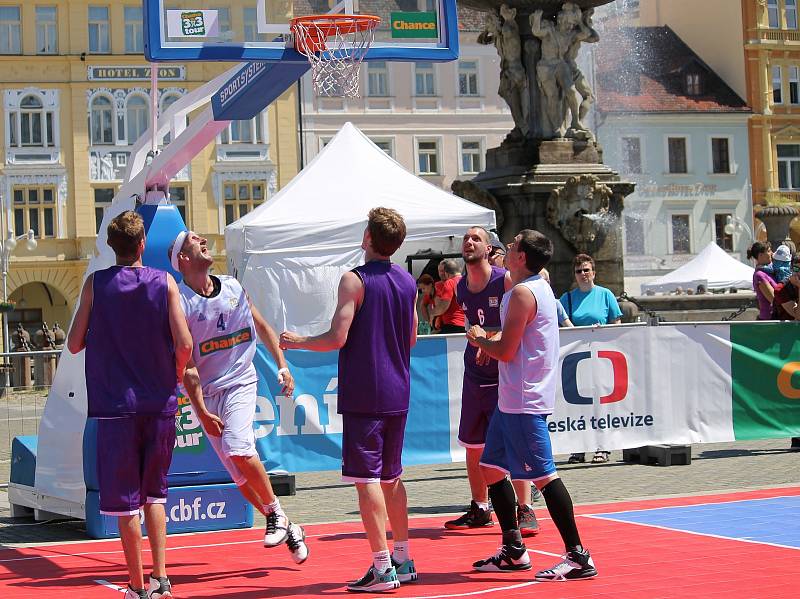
[768, 0, 780, 28]
[13, 186, 56, 238]
[714, 213, 734, 251]
[36, 6, 57, 54]
[416, 139, 439, 175]
[621, 136, 642, 173]
[126, 95, 149, 144]
[0, 6, 21, 54]
[124, 6, 144, 53]
[670, 214, 691, 254]
[777, 143, 800, 189]
[224, 182, 265, 225]
[220, 113, 265, 144]
[415, 62, 436, 96]
[788, 0, 798, 29]
[773, 66, 783, 104]
[88, 6, 110, 54]
[243, 8, 266, 42]
[94, 187, 115, 233]
[367, 62, 389, 97]
[667, 137, 688, 174]
[711, 138, 731, 174]
[170, 185, 188, 224]
[9, 95, 55, 148]
[460, 140, 483, 174]
[90, 95, 114, 144]
[458, 61, 479, 96]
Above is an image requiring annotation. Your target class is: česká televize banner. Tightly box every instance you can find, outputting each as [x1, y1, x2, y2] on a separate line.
[164, 322, 800, 477]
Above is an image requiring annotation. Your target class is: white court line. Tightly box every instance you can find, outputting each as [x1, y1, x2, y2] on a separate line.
[394, 581, 539, 599]
[584, 514, 800, 551]
[93, 579, 125, 592]
[528, 549, 561, 558]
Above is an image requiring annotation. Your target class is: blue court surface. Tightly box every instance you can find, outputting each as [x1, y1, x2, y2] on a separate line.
[589, 495, 800, 549]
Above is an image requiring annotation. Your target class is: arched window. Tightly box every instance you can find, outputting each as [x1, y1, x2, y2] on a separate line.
[126, 95, 149, 143]
[19, 95, 45, 147]
[160, 94, 180, 144]
[90, 95, 114, 145]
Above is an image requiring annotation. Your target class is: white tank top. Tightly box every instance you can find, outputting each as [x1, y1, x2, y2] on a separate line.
[497, 275, 559, 415]
[179, 275, 257, 396]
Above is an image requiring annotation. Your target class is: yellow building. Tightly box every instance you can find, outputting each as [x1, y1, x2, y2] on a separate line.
[742, 0, 800, 213]
[0, 1, 300, 351]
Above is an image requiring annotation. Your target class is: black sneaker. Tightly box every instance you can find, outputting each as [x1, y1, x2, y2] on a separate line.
[535, 548, 597, 581]
[517, 504, 540, 537]
[444, 500, 494, 530]
[568, 453, 586, 464]
[473, 542, 531, 572]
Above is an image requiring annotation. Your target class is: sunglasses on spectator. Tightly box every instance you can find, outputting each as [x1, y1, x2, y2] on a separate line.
[575, 268, 593, 274]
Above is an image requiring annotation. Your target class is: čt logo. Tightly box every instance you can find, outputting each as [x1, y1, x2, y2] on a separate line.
[562, 350, 628, 405]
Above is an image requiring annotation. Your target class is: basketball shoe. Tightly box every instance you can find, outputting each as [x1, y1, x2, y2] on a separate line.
[517, 504, 540, 537]
[346, 565, 400, 592]
[147, 575, 172, 598]
[264, 510, 289, 546]
[535, 547, 597, 581]
[473, 531, 531, 572]
[286, 522, 309, 564]
[444, 500, 493, 529]
[391, 557, 418, 583]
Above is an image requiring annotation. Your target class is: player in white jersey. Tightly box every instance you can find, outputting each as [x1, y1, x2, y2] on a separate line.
[466, 230, 597, 581]
[169, 230, 309, 565]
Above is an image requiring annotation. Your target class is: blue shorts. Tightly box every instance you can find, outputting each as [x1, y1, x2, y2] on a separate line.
[480, 409, 556, 482]
[341, 413, 407, 484]
[97, 415, 176, 515]
[458, 376, 499, 447]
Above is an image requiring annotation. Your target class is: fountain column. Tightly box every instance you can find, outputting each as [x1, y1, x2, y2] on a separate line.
[452, 0, 634, 294]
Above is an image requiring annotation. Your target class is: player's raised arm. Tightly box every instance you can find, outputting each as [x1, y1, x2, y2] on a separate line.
[249, 296, 294, 396]
[166, 274, 193, 381]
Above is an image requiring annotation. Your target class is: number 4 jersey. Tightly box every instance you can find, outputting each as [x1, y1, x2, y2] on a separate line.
[456, 265, 506, 384]
[179, 275, 258, 396]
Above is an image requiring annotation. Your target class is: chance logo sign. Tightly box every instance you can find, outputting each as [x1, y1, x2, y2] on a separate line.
[391, 12, 439, 38]
[561, 350, 628, 405]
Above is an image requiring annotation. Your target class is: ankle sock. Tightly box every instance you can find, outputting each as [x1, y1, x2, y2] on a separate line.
[393, 540, 409, 563]
[373, 549, 392, 573]
[264, 499, 282, 516]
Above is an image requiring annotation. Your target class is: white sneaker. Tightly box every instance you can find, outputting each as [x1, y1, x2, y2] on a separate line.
[286, 522, 309, 564]
[125, 587, 147, 599]
[147, 575, 173, 598]
[264, 510, 289, 547]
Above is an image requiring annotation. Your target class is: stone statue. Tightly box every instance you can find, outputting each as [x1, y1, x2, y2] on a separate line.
[531, 3, 594, 138]
[13, 323, 32, 352]
[51, 322, 66, 349]
[36, 322, 57, 350]
[481, 7, 530, 139]
[566, 8, 599, 137]
[546, 174, 614, 254]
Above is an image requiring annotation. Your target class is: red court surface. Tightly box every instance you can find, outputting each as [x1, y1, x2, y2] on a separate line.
[2, 487, 798, 598]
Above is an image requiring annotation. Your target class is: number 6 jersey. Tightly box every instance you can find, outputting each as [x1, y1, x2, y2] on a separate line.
[456, 265, 507, 384]
[179, 275, 258, 396]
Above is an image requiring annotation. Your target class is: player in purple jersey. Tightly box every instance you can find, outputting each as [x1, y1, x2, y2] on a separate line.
[446, 227, 541, 537]
[68, 211, 192, 599]
[280, 208, 418, 593]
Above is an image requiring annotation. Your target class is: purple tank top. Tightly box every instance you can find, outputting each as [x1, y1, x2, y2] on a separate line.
[456, 266, 506, 383]
[85, 266, 178, 417]
[338, 261, 417, 415]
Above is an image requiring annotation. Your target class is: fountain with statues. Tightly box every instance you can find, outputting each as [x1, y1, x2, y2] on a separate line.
[451, 0, 634, 295]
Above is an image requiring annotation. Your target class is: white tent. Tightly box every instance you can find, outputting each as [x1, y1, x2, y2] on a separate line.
[225, 122, 496, 335]
[640, 241, 754, 294]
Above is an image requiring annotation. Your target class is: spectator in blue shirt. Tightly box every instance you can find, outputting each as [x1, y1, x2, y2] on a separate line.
[560, 254, 622, 464]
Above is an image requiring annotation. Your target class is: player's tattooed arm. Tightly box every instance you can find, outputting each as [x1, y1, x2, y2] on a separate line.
[182, 361, 223, 437]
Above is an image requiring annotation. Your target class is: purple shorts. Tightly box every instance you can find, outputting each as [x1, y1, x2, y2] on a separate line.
[458, 376, 499, 448]
[341, 413, 407, 483]
[97, 415, 176, 515]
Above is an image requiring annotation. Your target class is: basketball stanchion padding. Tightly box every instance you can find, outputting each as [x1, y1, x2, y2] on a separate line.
[290, 14, 380, 98]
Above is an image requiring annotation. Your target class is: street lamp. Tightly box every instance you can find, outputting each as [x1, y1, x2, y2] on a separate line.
[724, 215, 754, 240]
[1, 229, 37, 390]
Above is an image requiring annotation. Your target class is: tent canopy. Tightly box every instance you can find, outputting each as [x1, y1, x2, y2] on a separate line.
[225, 122, 496, 335]
[640, 241, 754, 294]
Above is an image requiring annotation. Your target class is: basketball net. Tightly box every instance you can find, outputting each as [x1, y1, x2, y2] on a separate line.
[290, 15, 380, 98]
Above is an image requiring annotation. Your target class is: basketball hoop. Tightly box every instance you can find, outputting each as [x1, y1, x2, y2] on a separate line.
[290, 14, 380, 98]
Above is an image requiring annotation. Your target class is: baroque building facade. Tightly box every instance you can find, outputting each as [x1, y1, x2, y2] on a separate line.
[0, 1, 300, 349]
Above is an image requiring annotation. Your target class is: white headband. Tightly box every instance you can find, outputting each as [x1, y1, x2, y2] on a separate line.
[170, 230, 189, 272]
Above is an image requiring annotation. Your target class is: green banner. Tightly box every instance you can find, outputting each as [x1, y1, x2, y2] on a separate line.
[390, 12, 439, 39]
[731, 323, 800, 439]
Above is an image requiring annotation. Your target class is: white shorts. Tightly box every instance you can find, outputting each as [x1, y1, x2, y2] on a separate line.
[203, 381, 258, 486]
